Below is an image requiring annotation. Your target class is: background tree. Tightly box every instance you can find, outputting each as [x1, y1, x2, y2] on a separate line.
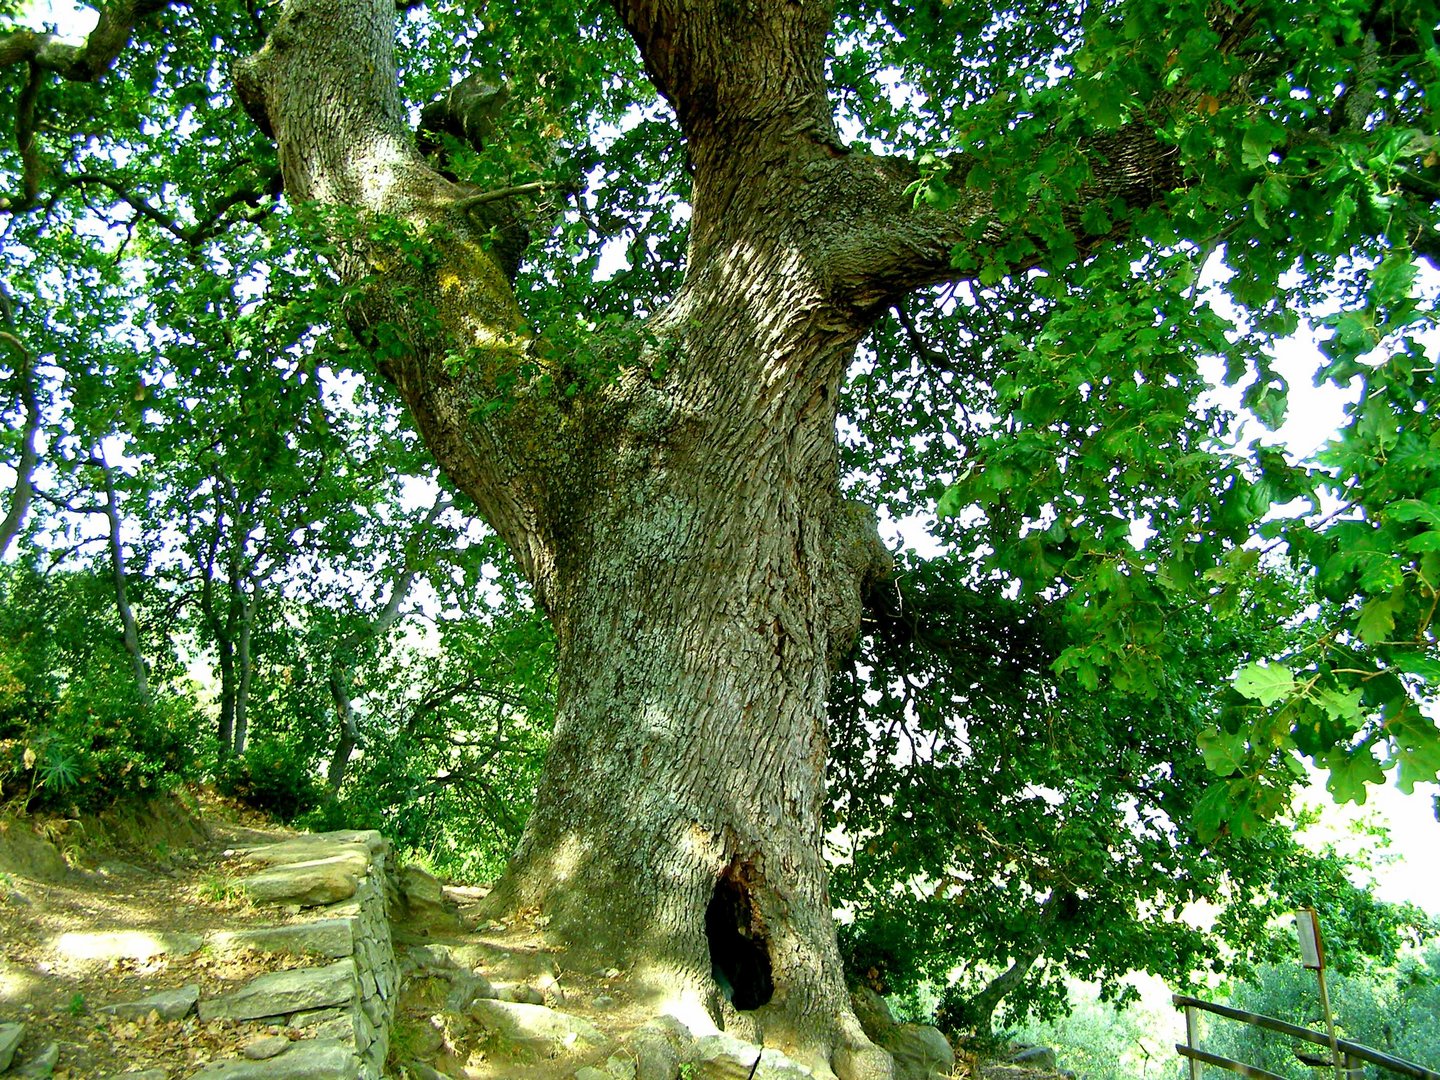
[1207, 942, 1440, 1078]
[1, 0, 1437, 1075]
[830, 557, 1428, 1036]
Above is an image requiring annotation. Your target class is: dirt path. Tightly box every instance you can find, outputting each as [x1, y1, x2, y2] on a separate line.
[0, 793, 318, 1078]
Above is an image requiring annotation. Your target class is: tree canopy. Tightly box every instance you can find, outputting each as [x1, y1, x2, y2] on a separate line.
[1, 0, 1438, 1068]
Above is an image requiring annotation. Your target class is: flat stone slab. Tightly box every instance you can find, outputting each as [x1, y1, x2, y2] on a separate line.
[468, 998, 608, 1052]
[237, 853, 370, 907]
[228, 832, 385, 866]
[0, 1022, 23, 1071]
[241, 1035, 291, 1060]
[198, 959, 357, 1021]
[99, 983, 200, 1020]
[186, 1039, 358, 1079]
[98, 1072, 168, 1080]
[209, 918, 356, 959]
[53, 930, 202, 962]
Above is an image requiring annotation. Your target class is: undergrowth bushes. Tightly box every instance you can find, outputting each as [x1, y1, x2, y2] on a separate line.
[0, 565, 204, 812]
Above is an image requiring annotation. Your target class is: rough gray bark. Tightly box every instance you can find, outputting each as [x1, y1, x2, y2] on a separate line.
[232, 0, 1187, 1074]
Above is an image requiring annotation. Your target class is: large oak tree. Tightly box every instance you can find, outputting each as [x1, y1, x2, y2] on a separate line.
[3, 0, 1437, 1075]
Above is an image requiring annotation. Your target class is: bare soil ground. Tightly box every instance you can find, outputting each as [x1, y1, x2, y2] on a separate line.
[0, 791, 323, 1078]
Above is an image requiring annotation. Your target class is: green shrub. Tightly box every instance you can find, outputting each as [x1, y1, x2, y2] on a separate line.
[215, 739, 325, 820]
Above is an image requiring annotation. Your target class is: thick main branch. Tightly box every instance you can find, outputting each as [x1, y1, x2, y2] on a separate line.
[234, 0, 590, 600]
[0, 0, 173, 80]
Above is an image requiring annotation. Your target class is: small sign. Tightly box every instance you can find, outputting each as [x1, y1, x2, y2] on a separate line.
[1296, 908, 1325, 970]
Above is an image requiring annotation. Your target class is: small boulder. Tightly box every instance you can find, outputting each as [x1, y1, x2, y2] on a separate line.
[494, 983, 545, 1005]
[690, 1033, 814, 1079]
[468, 998, 608, 1053]
[848, 987, 953, 1080]
[888, 1024, 954, 1080]
[9, 1040, 58, 1079]
[0, 1022, 24, 1071]
[627, 1024, 682, 1080]
[1010, 1045, 1059, 1071]
[242, 1035, 292, 1060]
[398, 865, 449, 914]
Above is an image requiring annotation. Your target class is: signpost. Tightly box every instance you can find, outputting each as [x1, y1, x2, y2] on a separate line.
[1296, 908, 1342, 1080]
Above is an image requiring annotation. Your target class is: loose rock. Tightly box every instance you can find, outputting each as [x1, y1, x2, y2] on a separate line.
[98, 983, 200, 1021]
[690, 1033, 814, 1079]
[1010, 1045, 1059, 1071]
[0, 1022, 23, 1071]
[468, 998, 609, 1053]
[9, 1040, 58, 1079]
[241, 1035, 292, 1060]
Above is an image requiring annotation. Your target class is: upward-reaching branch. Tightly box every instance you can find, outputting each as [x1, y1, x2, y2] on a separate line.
[0, 0, 174, 80]
[233, 0, 595, 608]
[810, 122, 1187, 312]
[608, 0, 834, 147]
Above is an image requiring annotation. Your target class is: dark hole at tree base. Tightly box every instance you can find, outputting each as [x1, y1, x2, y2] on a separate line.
[706, 864, 774, 1010]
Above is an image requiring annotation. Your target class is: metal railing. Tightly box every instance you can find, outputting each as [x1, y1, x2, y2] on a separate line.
[1173, 994, 1440, 1080]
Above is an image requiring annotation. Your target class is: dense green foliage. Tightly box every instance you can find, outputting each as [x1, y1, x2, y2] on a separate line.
[1, 0, 1437, 1038]
[0, 564, 204, 809]
[831, 557, 1430, 1031]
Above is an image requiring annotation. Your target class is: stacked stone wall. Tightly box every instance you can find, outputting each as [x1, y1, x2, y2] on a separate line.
[186, 829, 400, 1080]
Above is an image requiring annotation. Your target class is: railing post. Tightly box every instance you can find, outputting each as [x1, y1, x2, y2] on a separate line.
[1185, 1004, 1204, 1080]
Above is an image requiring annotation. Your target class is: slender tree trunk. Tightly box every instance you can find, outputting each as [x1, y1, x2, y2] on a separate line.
[94, 447, 151, 706]
[233, 593, 254, 755]
[215, 637, 236, 756]
[326, 667, 359, 791]
[325, 496, 444, 791]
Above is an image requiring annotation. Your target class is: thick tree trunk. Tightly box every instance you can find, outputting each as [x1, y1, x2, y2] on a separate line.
[235, 0, 891, 1073]
[486, 319, 888, 1067]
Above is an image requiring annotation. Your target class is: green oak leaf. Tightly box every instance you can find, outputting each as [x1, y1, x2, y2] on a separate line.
[1234, 662, 1296, 705]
